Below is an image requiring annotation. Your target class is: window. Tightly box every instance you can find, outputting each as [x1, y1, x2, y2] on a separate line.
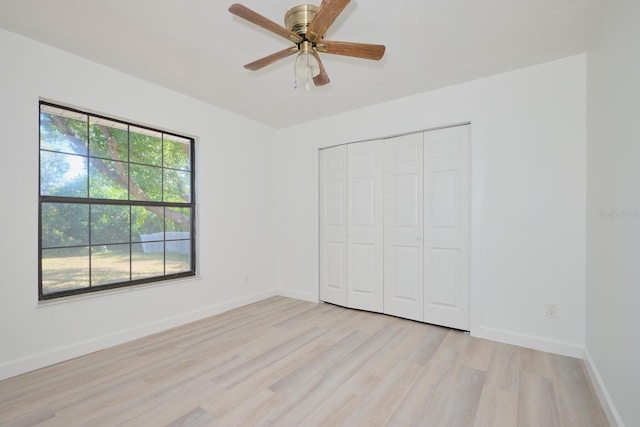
[39, 102, 196, 300]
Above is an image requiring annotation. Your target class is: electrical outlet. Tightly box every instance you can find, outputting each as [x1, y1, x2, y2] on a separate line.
[545, 303, 558, 319]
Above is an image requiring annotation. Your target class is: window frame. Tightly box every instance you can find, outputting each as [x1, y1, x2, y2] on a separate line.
[38, 101, 196, 300]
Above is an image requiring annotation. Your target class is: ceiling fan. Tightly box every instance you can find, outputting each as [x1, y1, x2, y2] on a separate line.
[228, 0, 386, 90]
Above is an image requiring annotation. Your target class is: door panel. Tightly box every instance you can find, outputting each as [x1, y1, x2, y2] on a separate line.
[392, 245, 421, 301]
[347, 141, 383, 311]
[430, 170, 460, 228]
[384, 133, 424, 321]
[350, 243, 376, 294]
[427, 248, 460, 306]
[325, 242, 346, 290]
[319, 146, 347, 306]
[351, 178, 375, 227]
[393, 174, 420, 227]
[424, 125, 470, 330]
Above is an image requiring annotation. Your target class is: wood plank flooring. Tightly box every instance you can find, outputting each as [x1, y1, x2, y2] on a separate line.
[0, 297, 609, 426]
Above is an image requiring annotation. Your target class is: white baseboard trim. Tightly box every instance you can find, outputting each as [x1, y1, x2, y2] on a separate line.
[583, 348, 624, 427]
[472, 326, 584, 358]
[0, 289, 278, 381]
[10, 291, 596, 386]
[275, 288, 317, 303]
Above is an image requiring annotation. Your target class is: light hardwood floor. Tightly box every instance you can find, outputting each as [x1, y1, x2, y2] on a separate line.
[0, 296, 608, 426]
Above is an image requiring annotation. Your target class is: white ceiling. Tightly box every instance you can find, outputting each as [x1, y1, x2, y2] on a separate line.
[0, 0, 605, 128]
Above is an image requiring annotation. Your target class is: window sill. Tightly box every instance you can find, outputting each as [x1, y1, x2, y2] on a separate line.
[37, 274, 200, 307]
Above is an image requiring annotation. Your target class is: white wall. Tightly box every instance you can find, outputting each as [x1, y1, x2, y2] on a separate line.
[0, 28, 278, 380]
[586, 0, 640, 425]
[277, 54, 587, 357]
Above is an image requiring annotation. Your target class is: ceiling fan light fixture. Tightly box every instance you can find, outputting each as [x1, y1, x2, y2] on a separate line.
[294, 41, 320, 91]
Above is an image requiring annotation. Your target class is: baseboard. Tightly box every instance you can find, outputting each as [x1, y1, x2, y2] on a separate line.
[583, 348, 624, 427]
[275, 288, 317, 303]
[0, 289, 278, 381]
[472, 326, 584, 358]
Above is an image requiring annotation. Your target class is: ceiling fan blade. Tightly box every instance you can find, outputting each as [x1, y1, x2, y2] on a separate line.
[305, 0, 351, 42]
[229, 3, 302, 44]
[244, 47, 298, 71]
[312, 51, 330, 86]
[316, 40, 386, 60]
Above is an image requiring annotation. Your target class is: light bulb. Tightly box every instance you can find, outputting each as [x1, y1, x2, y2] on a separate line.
[294, 44, 319, 91]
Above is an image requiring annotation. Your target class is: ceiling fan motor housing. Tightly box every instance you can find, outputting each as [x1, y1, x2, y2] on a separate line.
[285, 4, 319, 36]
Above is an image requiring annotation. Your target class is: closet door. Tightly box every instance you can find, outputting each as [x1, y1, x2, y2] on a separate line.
[423, 125, 470, 330]
[319, 146, 348, 306]
[383, 133, 424, 321]
[347, 141, 384, 312]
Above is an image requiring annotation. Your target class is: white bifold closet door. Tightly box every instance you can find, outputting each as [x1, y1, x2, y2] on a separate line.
[383, 133, 424, 322]
[346, 141, 384, 312]
[319, 145, 347, 306]
[423, 125, 470, 330]
[319, 125, 470, 331]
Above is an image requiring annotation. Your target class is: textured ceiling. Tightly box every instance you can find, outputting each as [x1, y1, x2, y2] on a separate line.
[0, 0, 605, 128]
